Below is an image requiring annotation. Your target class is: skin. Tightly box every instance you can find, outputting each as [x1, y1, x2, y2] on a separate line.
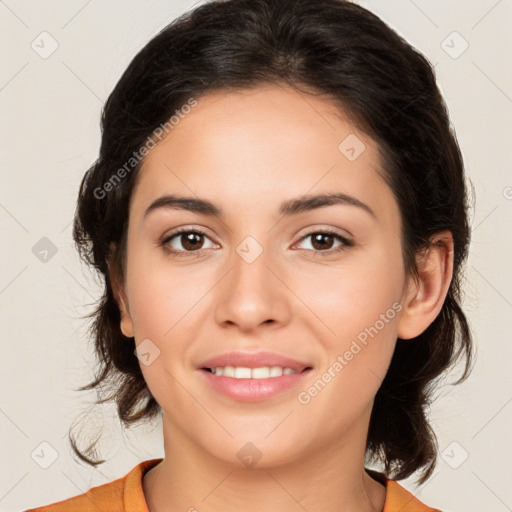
[111, 83, 453, 512]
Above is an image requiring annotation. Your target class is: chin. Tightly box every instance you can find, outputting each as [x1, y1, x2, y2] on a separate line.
[199, 433, 305, 470]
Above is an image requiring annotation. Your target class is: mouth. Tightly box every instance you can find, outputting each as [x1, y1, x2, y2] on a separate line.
[201, 366, 313, 378]
[198, 365, 314, 402]
[197, 351, 314, 401]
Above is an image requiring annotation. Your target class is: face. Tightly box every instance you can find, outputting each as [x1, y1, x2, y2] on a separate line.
[115, 84, 410, 468]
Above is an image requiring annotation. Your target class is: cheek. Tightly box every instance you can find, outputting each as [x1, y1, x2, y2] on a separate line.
[297, 246, 404, 334]
[295, 244, 403, 388]
[125, 246, 204, 337]
[297, 301, 400, 424]
[124, 256, 200, 403]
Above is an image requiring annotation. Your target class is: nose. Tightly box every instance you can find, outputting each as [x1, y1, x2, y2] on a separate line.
[212, 239, 292, 333]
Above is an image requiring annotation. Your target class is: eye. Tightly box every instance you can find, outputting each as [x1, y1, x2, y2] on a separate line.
[161, 227, 217, 257]
[294, 229, 353, 256]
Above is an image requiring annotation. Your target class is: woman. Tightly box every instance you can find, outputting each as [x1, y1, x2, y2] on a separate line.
[26, 0, 473, 510]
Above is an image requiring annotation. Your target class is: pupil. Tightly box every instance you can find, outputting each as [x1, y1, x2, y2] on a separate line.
[183, 233, 202, 250]
[314, 233, 332, 250]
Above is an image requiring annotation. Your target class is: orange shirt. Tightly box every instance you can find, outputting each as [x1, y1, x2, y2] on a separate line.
[25, 458, 440, 512]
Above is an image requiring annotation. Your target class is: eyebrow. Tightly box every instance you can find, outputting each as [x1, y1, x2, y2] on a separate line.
[143, 192, 376, 221]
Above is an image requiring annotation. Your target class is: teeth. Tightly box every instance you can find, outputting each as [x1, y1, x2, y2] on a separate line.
[235, 367, 251, 378]
[211, 366, 300, 378]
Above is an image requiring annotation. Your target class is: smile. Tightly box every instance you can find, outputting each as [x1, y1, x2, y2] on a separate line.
[199, 367, 313, 402]
[206, 366, 302, 378]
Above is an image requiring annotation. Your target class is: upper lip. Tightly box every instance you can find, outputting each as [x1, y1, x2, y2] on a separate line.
[199, 351, 312, 372]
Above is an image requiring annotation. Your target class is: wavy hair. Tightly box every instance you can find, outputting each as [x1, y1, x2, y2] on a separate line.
[69, 0, 474, 485]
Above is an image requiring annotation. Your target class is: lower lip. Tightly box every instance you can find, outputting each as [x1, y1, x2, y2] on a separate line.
[199, 368, 313, 402]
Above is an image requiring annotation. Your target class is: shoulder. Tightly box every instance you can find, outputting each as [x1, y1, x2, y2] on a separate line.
[24, 458, 163, 512]
[385, 480, 442, 511]
[366, 468, 442, 512]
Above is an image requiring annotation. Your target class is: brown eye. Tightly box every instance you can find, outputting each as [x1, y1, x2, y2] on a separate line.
[179, 232, 205, 251]
[161, 228, 217, 257]
[310, 233, 336, 251]
[295, 230, 353, 256]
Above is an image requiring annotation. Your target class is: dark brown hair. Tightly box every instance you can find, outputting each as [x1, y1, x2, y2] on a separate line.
[70, 0, 474, 485]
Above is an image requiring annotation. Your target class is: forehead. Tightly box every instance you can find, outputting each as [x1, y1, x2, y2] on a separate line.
[130, 84, 396, 226]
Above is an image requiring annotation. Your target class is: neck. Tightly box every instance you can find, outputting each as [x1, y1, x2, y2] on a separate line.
[143, 409, 387, 512]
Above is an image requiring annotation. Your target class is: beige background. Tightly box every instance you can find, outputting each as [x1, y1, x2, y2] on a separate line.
[1, 1, 511, 511]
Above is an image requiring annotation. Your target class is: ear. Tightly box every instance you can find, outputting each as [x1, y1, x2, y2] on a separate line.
[108, 257, 134, 339]
[397, 231, 454, 340]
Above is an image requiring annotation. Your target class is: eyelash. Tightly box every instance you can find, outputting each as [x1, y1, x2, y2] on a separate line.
[160, 227, 353, 258]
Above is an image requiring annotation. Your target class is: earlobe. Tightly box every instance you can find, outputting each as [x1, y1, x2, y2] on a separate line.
[108, 259, 135, 339]
[118, 289, 135, 339]
[397, 231, 454, 340]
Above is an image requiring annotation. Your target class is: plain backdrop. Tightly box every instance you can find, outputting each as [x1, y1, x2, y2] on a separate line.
[1, 1, 511, 511]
